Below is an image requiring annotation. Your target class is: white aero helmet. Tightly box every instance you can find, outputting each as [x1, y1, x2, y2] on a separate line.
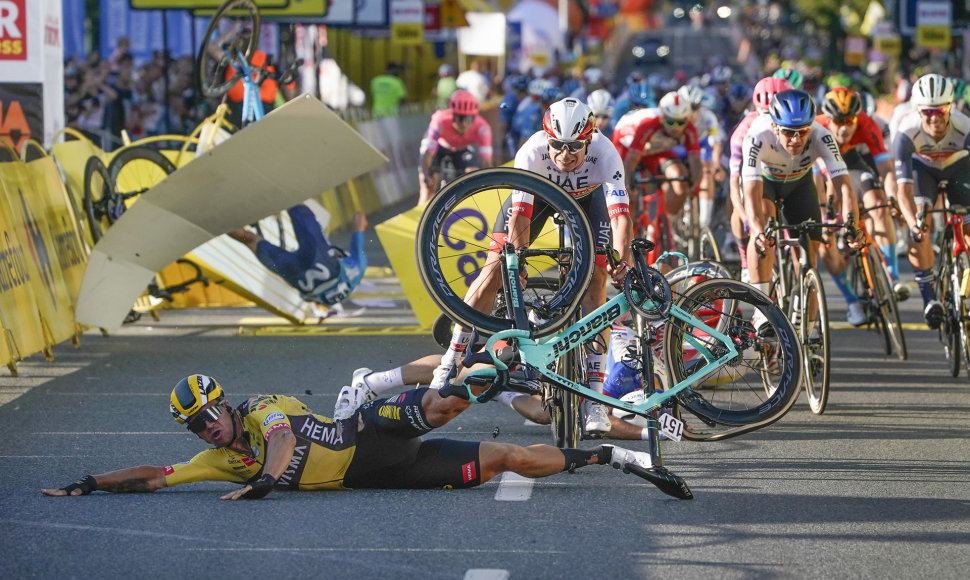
[543, 98, 595, 141]
[659, 91, 691, 120]
[586, 89, 615, 116]
[911, 74, 954, 107]
[677, 84, 704, 109]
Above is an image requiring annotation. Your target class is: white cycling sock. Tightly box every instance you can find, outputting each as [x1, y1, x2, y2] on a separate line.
[363, 368, 404, 395]
[586, 351, 606, 394]
[442, 329, 472, 366]
[699, 198, 714, 229]
[494, 391, 525, 408]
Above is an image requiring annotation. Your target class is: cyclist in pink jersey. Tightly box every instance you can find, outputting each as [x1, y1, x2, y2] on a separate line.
[727, 77, 792, 276]
[418, 89, 494, 205]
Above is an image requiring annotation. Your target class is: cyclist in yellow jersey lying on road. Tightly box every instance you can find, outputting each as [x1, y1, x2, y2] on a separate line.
[42, 374, 692, 499]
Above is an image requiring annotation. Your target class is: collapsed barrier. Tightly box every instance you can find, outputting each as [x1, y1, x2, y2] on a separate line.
[1, 99, 430, 374]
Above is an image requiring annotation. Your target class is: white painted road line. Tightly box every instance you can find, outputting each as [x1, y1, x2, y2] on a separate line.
[494, 471, 534, 501]
[463, 569, 510, 580]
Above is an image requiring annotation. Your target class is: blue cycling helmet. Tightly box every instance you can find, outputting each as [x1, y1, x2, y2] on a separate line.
[769, 89, 817, 128]
[628, 81, 653, 107]
[728, 82, 751, 106]
[540, 86, 565, 105]
[510, 75, 530, 92]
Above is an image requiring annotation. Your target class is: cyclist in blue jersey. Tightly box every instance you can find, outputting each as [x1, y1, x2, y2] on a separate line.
[227, 205, 368, 311]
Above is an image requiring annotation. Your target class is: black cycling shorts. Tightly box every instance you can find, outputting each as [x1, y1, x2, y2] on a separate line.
[913, 156, 970, 209]
[761, 173, 823, 242]
[342, 388, 483, 489]
[492, 186, 612, 267]
[842, 149, 880, 198]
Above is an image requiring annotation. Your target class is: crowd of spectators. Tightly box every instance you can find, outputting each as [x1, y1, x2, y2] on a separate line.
[64, 37, 212, 150]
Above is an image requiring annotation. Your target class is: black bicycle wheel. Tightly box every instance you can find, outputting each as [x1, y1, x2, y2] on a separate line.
[953, 251, 970, 378]
[868, 248, 907, 360]
[82, 156, 115, 244]
[546, 346, 582, 449]
[935, 234, 960, 377]
[196, 0, 261, 98]
[665, 278, 801, 439]
[108, 147, 177, 207]
[800, 268, 830, 414]
[416, 167, 595, 338]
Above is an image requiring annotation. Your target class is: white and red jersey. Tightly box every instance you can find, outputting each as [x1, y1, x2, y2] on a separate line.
[611, 108, 700, 163]
[420, 109, 494, 159]
[510, 130, 630, 218]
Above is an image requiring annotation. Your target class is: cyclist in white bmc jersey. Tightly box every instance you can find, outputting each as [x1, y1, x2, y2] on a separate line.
[742, 90, 859, 307]
[432, 98, 633, 436]
[892, 74, 970, 329]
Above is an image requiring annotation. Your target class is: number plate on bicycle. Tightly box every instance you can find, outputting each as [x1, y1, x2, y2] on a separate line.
[658, 413, 684, 442]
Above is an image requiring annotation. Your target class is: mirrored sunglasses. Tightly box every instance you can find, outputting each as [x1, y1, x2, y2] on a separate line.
[662, 117, 688, 128]
[454, 114, 474, 124]
[918, 106, 950, 118]
[832, 116, 857, 126]
[778, 126, 812, 138]
[187, 404, 224, 433]
[548, 138, 588, 153]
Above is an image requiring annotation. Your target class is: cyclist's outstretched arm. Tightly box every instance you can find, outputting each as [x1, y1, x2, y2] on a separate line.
[42, 465, 168, 496]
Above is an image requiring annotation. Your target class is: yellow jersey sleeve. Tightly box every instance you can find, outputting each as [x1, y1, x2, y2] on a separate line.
[163, 448, 262, 487]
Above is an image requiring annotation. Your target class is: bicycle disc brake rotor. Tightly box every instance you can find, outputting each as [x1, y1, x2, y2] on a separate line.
[624, 266, 672, 321]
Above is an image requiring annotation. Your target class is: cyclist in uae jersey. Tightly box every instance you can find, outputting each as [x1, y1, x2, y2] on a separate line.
[891, 74, 970, 329]
[43, 373, 692, 499]
[418, 89, 493, 205]
[432, 98, 632, 437]
[741, 90, 858, 297]
[227, 205, 367, 310]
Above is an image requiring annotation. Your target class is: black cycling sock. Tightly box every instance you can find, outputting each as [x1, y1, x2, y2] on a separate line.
[560, 447, 604, 472]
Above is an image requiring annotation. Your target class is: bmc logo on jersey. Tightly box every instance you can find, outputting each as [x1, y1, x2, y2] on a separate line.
[0, 0, 27, 60]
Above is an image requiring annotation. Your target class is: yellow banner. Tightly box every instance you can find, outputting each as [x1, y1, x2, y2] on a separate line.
[375, 189, 557, 329]
[0, 163, 51, 362]
[916, 25, 951, 49]
[0, 159, 78, 348]
[391, 23, 424, 45]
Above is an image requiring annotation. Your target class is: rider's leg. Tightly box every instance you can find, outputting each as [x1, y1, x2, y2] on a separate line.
[581, 268, 611, 435]
[664, 161, 690, 216]
[698, 160, 716, 229]
[864, 188, 900, 282]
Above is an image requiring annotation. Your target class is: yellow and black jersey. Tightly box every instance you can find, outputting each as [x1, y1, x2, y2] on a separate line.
[163, 394, 358, 490]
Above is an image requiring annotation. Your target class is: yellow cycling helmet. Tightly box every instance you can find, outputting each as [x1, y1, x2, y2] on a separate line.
[170, 374, 224, 424]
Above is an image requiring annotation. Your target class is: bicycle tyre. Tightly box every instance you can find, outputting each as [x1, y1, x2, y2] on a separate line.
[953, 251, 970, 379]
[82, 156, 115, 243]
[867, 248, 907, 360]
[698, 227, 721, 262]
[108, 146, 177, 200]
[935, 234, 960, 377]
[196, 0, 261, 99]
[544, 347, 581, 449]
[665, 278, 801, 439]
[416, 167, 595, 338]
[850, 250, 891, 354]
[799, 268, 830, 415]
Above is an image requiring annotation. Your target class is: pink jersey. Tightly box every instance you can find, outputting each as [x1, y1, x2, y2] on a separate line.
[729, 111, 761, 177]
[420, 110, 493, 159]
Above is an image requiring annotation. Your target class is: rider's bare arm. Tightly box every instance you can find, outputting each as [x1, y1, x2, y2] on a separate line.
[41, 465, 168, 496]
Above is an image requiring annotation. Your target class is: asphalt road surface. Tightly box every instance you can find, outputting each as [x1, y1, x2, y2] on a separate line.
[2, 248, 969, 579]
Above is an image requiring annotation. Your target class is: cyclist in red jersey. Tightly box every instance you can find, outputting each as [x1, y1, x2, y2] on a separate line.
[612, 91, 702, 223]
[418, 89, 493, 205]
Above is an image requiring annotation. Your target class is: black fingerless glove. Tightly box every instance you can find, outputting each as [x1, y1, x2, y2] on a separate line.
[62, 475, 98, 495]
[241, 473, 276, 500]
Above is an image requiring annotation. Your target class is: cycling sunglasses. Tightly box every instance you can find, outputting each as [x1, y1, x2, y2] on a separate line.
[777, 125, 812, 138]
[918, 106, 950, 118]
[662, 117, 688, 128]
[831, 116, 857, 126]
[547, 138, 588, 153]
[595, 114, 611, 120]
[187, 404, 224, 433]
[454, 114, 474, 124]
